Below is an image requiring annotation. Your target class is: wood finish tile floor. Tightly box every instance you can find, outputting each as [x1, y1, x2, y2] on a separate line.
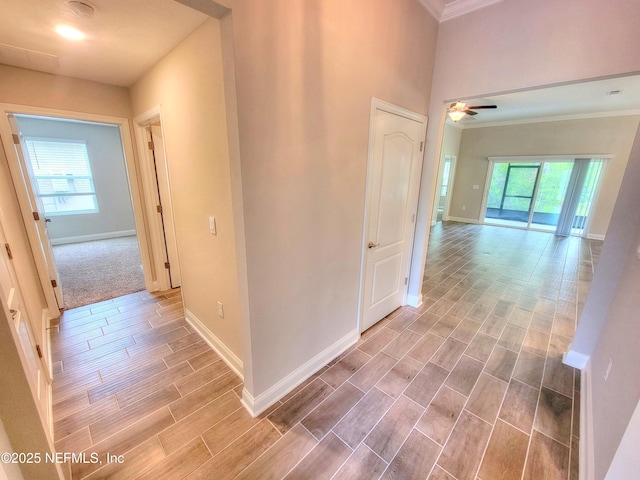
[51, 222, 599, 479]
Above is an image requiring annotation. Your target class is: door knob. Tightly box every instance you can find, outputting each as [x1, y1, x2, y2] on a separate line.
[9, 309, 17, 319]
[368, 241, 380, 249]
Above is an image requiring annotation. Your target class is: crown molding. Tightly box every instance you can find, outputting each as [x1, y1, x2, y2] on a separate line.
[457, 109, 640, 129]
[442, 0, 504, 21]
[418, 0, 503, 22]
[418, 0, 445, 21]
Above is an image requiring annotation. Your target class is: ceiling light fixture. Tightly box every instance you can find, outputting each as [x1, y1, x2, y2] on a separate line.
[68, 1, 95, 19]
[447, 102, 468, 122]
[447, 101, 498, 121]
[55, 25, 86, 41]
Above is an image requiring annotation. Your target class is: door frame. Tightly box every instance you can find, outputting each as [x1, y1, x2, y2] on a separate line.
[357, 98, 427, 333]
[433, 154, 457, 224]
[0, 202, 53, 441]
[133, 106, 181, 291]
[0, 103, 155, 313]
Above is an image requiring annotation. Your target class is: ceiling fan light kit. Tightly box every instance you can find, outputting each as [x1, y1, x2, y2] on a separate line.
[448, 109, 467, 122]
[447, 101, 497, 121]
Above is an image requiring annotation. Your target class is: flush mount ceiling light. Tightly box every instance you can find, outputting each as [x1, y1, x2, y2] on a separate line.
[55, 24, 86, 41]
[68, 1, 95, 18]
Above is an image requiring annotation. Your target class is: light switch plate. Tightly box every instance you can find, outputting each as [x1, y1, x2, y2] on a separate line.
[209, 216, 217, 235]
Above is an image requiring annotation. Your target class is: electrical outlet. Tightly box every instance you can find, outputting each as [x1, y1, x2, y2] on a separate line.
[209, 216, 217, 235]
[604, 358, 613, 381]
[217, 301, 224, 319]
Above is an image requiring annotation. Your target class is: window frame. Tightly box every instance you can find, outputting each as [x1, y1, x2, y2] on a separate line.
[22, 136, 99, 216]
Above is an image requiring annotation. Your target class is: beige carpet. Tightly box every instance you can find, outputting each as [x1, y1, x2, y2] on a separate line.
[52, 235, 146, 310]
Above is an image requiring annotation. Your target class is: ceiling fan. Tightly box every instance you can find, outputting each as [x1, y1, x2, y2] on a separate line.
[447, 101, 497, 122]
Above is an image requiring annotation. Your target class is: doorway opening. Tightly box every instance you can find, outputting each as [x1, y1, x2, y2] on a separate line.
[482, 157, 606, 236]
[133, 108, 181, 291]
[433, 154, 456, 224]
[12, 114, 145, 309]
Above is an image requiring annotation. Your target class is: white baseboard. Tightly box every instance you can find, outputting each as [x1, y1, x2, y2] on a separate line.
[446, 216, 479, 224]
[580, 360, 594, 480]
[241, 328, 360, 418]
[184, 308, 243, 380]
[406, 293, 423, 308]
[587, 233, 605, 241]
[563, 349, 590, 370]
[50, 229, 136, 246]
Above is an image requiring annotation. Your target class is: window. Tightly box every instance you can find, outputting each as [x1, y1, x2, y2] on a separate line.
[441, 159, 451, 197]
[484, 157, 605, 235]
[23, 138, 98, 215]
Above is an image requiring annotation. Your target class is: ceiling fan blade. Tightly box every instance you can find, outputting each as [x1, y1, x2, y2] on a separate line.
[464, 110, 478, 116]
[467, 105, 497, 109]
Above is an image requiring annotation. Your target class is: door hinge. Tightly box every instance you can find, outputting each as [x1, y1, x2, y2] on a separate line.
[51, 279, 57, 288]
[33, 211, 40, 221]
[36, 344, 43, 359]
[156, 205, 163, 213]
[12, 133, 20, 145]
[4, 243, 13, 260]
[404, 277, 408, 285]
[164, 262, 170, 269]
[411, 213, 416, 224]
[148, 141, 154, 150]
[420, 141, 424, 152]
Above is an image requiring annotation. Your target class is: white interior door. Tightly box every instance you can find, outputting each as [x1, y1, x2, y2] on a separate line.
[133, 108, 181, 292]
[7, 116, 63, 310]
[149, 124, 181, 288]
[0, 216, 52, 437]
[361, 103, 426, 332]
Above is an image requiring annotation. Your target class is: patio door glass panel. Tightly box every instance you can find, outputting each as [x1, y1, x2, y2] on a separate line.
[530, 162, 574, 231]
[486, 163, 539, 227]
[571, 160, 604, 236]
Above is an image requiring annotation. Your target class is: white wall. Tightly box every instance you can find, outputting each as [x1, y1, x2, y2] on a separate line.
[570, 127, 640, 479]
[446, 115, 640, 236]
[0, 419, 23, 480]
[0, 65, 132, 118]
[605, 398, 640, 480]
[225, 0, 438, 401]
[130, 18, 244, 361]
[14, 116, 136, 242]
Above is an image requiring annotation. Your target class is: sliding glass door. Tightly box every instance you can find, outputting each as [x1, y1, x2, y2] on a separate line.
[486, 163, 542, 228]
[484, 158, 603, 235]
[530, 162, 574, 231]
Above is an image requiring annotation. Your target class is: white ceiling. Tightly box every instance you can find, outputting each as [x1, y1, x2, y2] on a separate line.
[0, 0, 209, 86]
[447, 75, 640, 128]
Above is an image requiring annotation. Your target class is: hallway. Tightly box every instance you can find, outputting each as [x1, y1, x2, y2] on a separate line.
[50, 221, 598, 479]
